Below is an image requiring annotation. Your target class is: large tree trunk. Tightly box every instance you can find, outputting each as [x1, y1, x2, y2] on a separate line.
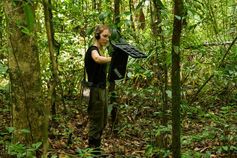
[171, 0, 184, 157]
[4, 0, 49, 155]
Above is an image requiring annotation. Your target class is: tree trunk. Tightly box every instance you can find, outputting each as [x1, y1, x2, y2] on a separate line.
[98, 0, 102, 11]
[92, 0, 96, 10]
[4, 0, 49, 155]
[129, 0, 136, 31]
[171, 0, 184, 157]
[110, 0, 121, 134]
[151, 0, 163, 36]
[43, 0, 65, 115]
[151, 0, 168, 150]
[114, 0, 121, 31]
[0, 2, 3, 48]
[138, 8, 145, 30]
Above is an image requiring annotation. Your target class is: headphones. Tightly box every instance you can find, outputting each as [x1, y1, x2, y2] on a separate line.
[95, 32, 100, 40]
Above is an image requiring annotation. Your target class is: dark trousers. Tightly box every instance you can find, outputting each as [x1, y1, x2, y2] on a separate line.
[88, 87, 108, 149]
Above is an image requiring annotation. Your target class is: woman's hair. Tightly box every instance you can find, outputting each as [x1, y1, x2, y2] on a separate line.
[94, 24, 110, 39]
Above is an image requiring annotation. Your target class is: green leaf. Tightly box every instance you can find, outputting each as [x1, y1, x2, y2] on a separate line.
[26, 149, 35, 157]
[6, 127, 15, 133]
[230, 146, 237, 151]
[0, 63, 8, 75]
[86, 27, 94, 36]
[166, 90, 172, 98]
[222, 146, 228, 151]
[21, 26, 32, 36]
[23, 2, 35, 32]
[98, 12, 110, 21]
[173, 46, 180, 54]
[175, 15, 182, 20]
[32, 142, 42, 149]
[123, 11, 132, 16]
[20, 129, 31, 134]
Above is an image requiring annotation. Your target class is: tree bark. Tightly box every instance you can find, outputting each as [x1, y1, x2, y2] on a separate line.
[0, 1, 3, 48]
[114, 0, 121, 31]
[171, 0, 184, 157]
[151, 0, 163, 36]
[4, 0, 49, 155]
[129, 0, 136, 31]
[138, 8, 145, 30]
[92, 0, 96, 10]
[109, 0, 121, 134]
[151, 0, 168, 150]
[43, 0, 65, 115]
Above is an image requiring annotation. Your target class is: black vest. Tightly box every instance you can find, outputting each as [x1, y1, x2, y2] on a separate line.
[84, 46, 106, 88]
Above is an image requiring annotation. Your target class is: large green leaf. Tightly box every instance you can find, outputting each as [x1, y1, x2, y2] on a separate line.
[23, 2, 35, 32]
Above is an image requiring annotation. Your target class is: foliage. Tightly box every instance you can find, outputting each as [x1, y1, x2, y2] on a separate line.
[0, 0, 236, 157]
[76, 148, 95, 158]
[0, 127, 42, 158]
[181, 103, 237, 156]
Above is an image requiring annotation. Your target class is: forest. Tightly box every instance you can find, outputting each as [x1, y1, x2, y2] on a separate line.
[0, 0, 236, 158]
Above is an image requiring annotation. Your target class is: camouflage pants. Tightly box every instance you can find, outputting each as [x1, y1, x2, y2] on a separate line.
[88, 87, 108, 143]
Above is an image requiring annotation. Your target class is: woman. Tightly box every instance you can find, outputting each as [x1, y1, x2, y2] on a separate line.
[84, 24, 111, 154]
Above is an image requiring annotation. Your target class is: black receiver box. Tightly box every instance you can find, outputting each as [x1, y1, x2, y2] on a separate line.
[108, 43, 147, 81]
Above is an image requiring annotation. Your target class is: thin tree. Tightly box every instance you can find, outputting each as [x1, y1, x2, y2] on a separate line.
[151, 0, 168, 149]
[114, 0, 121, 31]
[110, 0, 121, 133]
[0, 2, 3, 48]
[171, 0, 184, 157]
[43, 0, 66, 115]
[129, 0, 136, 31]
[92, 0, 96, 10]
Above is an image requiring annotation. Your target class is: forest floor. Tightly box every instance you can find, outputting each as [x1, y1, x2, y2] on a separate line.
[47, 96, 152, 158]
[0, 85, 237, 158]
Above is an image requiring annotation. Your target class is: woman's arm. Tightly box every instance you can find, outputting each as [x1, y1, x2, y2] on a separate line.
[91, 50, 111, 64]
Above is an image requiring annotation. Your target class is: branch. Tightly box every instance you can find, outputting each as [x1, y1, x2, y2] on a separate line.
[185, 41, 236, 49]
[189, 36, 237, 104]
[218, 36, 237, 68]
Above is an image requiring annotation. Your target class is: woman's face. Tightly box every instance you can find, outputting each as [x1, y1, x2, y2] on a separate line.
[98, 29, 111, 46]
